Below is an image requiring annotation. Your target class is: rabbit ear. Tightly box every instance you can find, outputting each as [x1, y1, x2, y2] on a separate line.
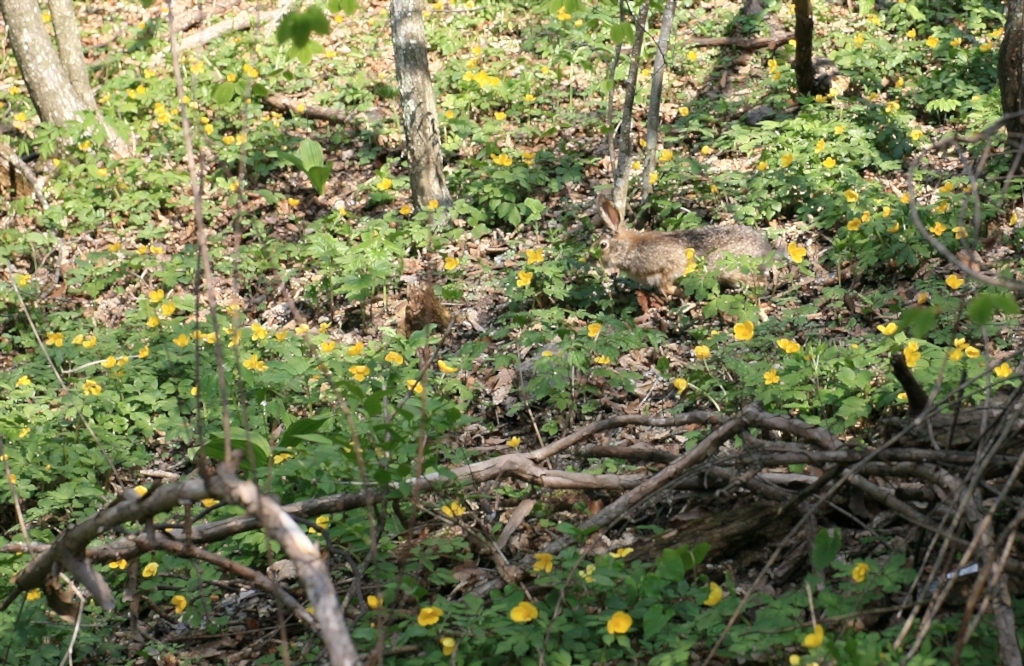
[599, 198, 622, 234]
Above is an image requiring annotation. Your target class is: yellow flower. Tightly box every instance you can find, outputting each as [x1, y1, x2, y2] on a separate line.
[898, 392, 908, 401]
[510, 601, 539, 623]
[83, 379, 103, 396]
[427, 199, 440, 210]
[161, 302, 177, 317]
[273, 452, 293, 465]
[417, 606, 443, 627]
[347, 341, 364, 355]
[438, 360, 458, 373]
[349, 365, 370, 381]
[704, 581, 723, 606]
[777, 339, 801, 354]
[526, 248, 545, 264]
[587, 322, 602, 338]
[965, 345, 981, 359]
[694, 345, 711, 360]
[847, 219, 862, 232]
[147, 316, 160, 328]
[171, 595, 188, 614]
[822, 157, 837, 169]
[201, 498, 219, 508]
[802, 623, 825, 648]
[533, 553, 554, 573]
[945, 274, 964, 290]
[556, 5, 571, 20]
[733, 321, 755, 341]
[109, 559, 128, 570]
[673, 378, 688, 395]
[320, 341, 337, 353]
[610, 547, 634, 559]
[138, 345, 150, 359]
[952, 226, 968, 240]
[606, 610, 633, 635]
[444, 256, 460, 270]
[8, 473, 15, 484]
[700, 145, 713, 155]
[659, 149, 673, 163]
[852, 562, 870, 583]
[250, 322, 267, 341]
[376, 178, 393, 191]
[757, 161, 768, 172]
[594, 355, 611, 365]
[764, 369, 780, 385]
[440, 500, 464, 516]
[877, 323, 898, 336]
[926, 35, 939, 48]
[491, 153, 513, 167]
[916, 291, 930, 305]
[787, 242, 807, 264]
[142, 562, 159, 578]
[903, 341, 921, 368]
[385, 351, 405, 365]
[315, 515, 330, 530]
[440, 636, 456, 656]
[814, 138, 826, 153]
[844, 189, 859, 203]
[19, 427, 29, 438]
[367, 595, 382, 609]
[16, 376, 32, 388]
[834, 124, 846, 135]
[148, 289, 165, 303]
[507, 436, 521, 448]
[995, 363, 1013, 378]
[243, 354, 268, 372]
[524, 93, 535, 102]
[46, 331, 64, 347]
[948, 348, 963, 361]
[687, 50, 698, 61]
[929, 222, 947, 236]
[516, 270, 534, 287]
[406, 379, 424, 394]
[26, 589, 42, 601]
[400, 204, 413, 215]
[133, 485, 148, 498]
[906, 28, 917, 39]
[100, 355, 116, 369]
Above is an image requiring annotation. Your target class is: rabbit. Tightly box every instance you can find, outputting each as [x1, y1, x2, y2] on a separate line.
[597, 197, 774, 296]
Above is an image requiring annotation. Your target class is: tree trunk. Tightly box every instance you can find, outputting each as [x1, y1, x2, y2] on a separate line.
[998, 0, 1024, 149]
[389, 0, 451, 210]
[640, 0, 677, 199]
[610, 0, 650, 216]
[0, 0, 87, 125]
[793, 0, 814, 95]
[48, 0, 96, 109]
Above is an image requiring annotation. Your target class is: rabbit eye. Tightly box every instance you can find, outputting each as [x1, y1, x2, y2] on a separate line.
[599, 240, 610, 250]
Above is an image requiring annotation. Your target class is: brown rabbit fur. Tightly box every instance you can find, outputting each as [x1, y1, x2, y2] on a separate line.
[597, 198, 773, 296]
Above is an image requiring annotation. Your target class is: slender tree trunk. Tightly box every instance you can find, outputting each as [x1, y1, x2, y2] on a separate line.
[610, 0, 649, 216]
[0, 0, 87, 125]
[641, 0, 677, 199]
[390, 0, 451, 210]
[48, 0, 96, 109]
[998, 0, 1024, 150]
[793, 0, 814, 95]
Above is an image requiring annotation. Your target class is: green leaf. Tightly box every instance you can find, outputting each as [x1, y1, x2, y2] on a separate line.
[296, 139, 326, 170]
[966, 290, 1020, 325]
[279, 417, 328, 449]
[212, 82, 237, 105]
[898, 306, 937, 339]
[204, 426, 270, 470]
[307, 165, 332, 195]
[276, 7, 331, 48]
[609, 22, 635, 45]
[643, 604, 672, 640]
[811, 528, 842, 571]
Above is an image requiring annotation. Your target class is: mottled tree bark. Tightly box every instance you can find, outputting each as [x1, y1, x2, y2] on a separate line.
[793, 0, 814, 95]
[999, 0, 1024, 150]
[610, 0, 649, 216]
[390, 0, 451, 210]
[47, 0, 96, 109]
[0, 0, 86, 125]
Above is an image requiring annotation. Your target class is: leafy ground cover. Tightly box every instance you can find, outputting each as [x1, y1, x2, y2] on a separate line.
[2, 0, 1024, 663]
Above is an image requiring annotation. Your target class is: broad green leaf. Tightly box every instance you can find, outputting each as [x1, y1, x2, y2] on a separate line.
[811, 527, 842, 571]
[212, 82, 236, 105]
